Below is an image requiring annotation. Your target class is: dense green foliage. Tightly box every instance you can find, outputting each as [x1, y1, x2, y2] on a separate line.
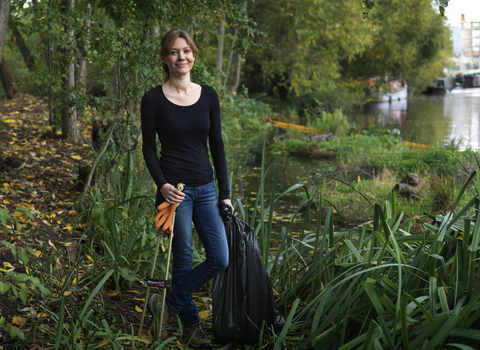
[244, 0, 452, 111]
[4, 0, 453, 116]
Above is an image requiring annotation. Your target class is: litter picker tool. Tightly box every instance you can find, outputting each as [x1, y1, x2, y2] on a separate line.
[138, 183, 185, 338]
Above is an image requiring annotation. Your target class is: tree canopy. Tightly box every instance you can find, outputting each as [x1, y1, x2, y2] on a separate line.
[0, 0, 454, 120]
[243, 0, 452, 110]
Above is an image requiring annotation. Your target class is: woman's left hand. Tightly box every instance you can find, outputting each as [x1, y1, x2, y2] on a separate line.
[220, 199, 234, 213]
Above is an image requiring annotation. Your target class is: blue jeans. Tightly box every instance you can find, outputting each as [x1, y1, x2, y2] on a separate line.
[155, 181, 229, 325]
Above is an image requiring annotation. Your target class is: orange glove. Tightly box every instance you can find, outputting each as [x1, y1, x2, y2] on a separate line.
[153, 201, 179, 236]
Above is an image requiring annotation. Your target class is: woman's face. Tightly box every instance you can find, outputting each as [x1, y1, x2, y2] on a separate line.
[163, 37, 195, 78]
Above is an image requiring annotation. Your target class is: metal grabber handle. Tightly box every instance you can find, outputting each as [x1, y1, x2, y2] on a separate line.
[138, 183, 184, 338]
[158, 218, 175, 338]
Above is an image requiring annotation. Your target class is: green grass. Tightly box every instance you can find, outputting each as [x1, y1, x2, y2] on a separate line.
[224, 141, 480, 348]
[269, 132, 479, 226]
[272, 132, 478, 174]
[5, 126, 480, 349]
[241, 152, 480, 349]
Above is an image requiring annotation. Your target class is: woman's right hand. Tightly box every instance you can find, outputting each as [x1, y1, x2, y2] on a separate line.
[160, 183, 185, 204]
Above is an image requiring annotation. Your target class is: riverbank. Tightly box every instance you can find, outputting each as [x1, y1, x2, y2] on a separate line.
[1, 91, 480, 349]
[268, 131, 476, 226]
[223, 99, 477, 233]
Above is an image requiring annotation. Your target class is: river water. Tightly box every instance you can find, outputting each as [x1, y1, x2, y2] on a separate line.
[225, 88, 480, 233]
[356, 88, 480, 149]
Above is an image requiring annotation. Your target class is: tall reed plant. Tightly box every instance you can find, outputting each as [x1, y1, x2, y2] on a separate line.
[233, 143, 480, 349]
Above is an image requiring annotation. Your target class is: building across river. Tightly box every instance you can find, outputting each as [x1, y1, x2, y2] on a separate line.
[451, 14, 480, 71]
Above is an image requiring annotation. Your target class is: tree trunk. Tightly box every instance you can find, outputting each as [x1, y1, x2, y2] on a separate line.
[48, 38, 53, 124]
[223, 28, 237, 86]
[153, 25, 159, 38]
[215, 17, 225, 84]
[229, 1, 247, 92]
[230, 53, 241, 93]
[9, 20, 35, 71]
[187, 25, 193, 39]
[0, 56, 18, 99]
[47, 0, 53, 124]
[61, 0, 81, 143]
[78, 3, 91, 93]
[0, 0, 10, 61]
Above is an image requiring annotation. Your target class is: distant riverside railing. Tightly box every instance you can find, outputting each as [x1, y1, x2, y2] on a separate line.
[405, 141, 435, 149]
[269, 119, 435, 149]
[269, 119, 319, 133]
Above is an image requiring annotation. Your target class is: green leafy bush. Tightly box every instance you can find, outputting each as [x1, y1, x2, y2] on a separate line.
[221, 89, 272, 134]
[306, 100, 351, 137]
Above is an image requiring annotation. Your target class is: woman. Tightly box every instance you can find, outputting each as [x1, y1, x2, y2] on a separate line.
[141, 29, 232, 348]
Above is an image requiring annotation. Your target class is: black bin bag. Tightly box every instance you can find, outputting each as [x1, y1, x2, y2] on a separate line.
[212, 203, 285, 344]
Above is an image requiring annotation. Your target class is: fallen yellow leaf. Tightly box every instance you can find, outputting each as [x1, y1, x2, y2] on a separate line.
[72, 275, 82, 286]
[3, 199, 10, 204]
[135, 306, 143, 313]
[106, 290, 119, 296]
[70, 155, 82, 160]
[12, 316, 22, 325]
[3, 262, 14, 269]
[198, 310, 211, 320]
[69, 210, 78, 216]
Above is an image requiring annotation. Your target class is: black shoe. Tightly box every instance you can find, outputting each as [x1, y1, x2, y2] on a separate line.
[182, 322, 211, 349]
[147, 293, 178, 338]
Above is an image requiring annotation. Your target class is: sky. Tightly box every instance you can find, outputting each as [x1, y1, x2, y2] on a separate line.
[445, 0, 480, 27]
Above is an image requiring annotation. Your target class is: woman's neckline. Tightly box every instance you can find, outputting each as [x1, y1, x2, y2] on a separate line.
[161, 84, 203, 107]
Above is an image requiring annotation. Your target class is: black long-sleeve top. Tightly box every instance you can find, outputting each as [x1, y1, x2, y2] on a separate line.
[141, 84, 230, 201]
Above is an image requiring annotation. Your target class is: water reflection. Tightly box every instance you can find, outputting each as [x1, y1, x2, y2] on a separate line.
[445, 89, 480, 149]
[365, 99, 407, 129]
[355, 88, 480, 150]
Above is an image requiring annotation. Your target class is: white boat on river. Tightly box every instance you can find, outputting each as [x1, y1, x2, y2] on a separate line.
[378, 81, 408, 102]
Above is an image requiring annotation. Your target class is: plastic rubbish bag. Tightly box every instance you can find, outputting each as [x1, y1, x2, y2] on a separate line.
[212, 203, 285, 344]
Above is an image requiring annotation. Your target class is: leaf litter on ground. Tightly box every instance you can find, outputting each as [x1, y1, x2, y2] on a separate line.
[0, 93, 214, 349]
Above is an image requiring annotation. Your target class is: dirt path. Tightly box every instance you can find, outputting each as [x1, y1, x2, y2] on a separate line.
[0, 94, 214, 349]
[0, 95, 159, 349]
[0, 93, 94, 347]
